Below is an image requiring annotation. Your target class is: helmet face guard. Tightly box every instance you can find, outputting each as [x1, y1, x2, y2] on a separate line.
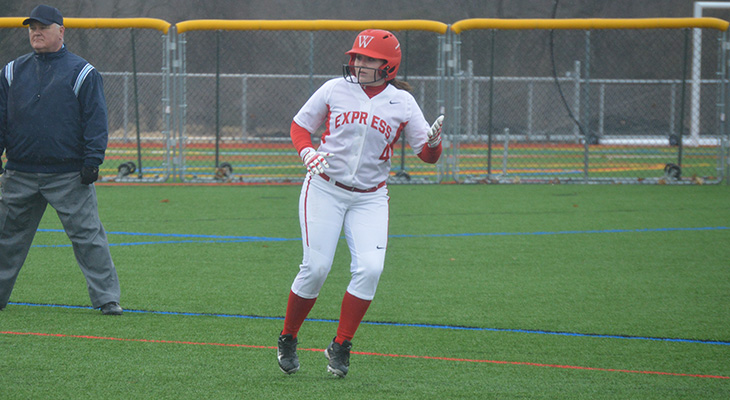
[342, 64, 388, 85]
[344, 29, 401, 84]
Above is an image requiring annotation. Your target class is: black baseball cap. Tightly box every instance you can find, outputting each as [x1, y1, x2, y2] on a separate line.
[23, 5, 64, 26]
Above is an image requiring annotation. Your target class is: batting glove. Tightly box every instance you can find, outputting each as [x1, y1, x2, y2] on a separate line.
[427, 115, 444, 148]
[300, 147, 334, 176]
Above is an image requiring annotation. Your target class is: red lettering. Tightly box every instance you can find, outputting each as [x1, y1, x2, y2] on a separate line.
[351, 111, 360, 123]
[342, 112, 351, 124]
[379, 144, 392, 161]
[371, 115, 380, 130]
[359, 112, 368, 124]
[380, 120, 389, 138]
[335, 114, 342, 129]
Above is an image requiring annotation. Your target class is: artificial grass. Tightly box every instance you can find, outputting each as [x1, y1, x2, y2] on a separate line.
[1, 184, 728, 398]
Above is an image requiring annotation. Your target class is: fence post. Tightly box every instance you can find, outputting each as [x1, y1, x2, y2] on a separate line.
[466, 59, 474, 137]
[123, 73, 129, 142]
[241, 76, 247, 140]
[450, 28, 462, 184]
[308, 32, 315, 95]
[395, 31, 410, 180]
[439, 29, 453, 180]
[670, 83, 677, 142]
[487, 29, 496, 178]
[582, 30, 592, 181]
[131, 28, 143, 178]
[677, 28, 691, 168]
[718, 31, 730, 185]
[527, 81, 533, 141]
[572, 60, 581, 141]
[502, 127, 509, 175]
[176, 31, 188, 181]
[162, 29, 173, 182]
[598, 83, 605, 138]
[215, 30, 221, 169]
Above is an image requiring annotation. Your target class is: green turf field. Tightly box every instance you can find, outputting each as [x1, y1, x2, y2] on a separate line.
[1, 183, 728, 399]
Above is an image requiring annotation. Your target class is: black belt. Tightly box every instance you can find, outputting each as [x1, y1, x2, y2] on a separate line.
[320, 173, 386, 193]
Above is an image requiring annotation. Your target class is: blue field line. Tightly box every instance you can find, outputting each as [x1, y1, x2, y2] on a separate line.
[32, 226, 730, 248]
[33, 229, 298, 247]
[37, 229, 296, 240]
[390, 226, 730, 239]
[8, 302, 729, 346]
[32, 240, 297, 248]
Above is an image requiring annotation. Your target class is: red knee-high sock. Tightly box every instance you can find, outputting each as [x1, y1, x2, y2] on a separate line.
[335, 291, 372, 344]
[282, 291, 317, 338]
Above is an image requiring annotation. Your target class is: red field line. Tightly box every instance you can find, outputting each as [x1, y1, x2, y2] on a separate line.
[2, 331, 727, 380]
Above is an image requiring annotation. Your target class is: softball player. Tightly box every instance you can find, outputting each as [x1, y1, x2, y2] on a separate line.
[277, 29, 443, 378]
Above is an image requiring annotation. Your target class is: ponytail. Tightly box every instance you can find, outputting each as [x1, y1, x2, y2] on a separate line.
[389, 79, 412, 92]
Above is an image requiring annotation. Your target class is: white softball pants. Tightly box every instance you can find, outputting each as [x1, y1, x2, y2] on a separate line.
[291, 174, 389, 301]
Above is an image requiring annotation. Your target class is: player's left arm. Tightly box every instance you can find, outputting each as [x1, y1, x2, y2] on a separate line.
[417, 115, 443, 164]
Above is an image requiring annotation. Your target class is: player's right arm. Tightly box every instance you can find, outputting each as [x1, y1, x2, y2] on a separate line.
[292, 78, 338, 135]
[291, 121, 333, 176]
[291, 79, 339, 175]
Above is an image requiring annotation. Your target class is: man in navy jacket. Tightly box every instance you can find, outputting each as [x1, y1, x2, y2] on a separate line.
[0, 5, 122, 315]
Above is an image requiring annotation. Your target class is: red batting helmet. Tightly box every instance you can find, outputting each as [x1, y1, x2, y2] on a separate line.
[345, 29, 401, 81]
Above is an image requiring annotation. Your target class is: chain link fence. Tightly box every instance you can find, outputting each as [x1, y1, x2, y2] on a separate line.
[1, 17, 728, 184]
[173, 20, 448, 183]
[0, 17, 172, 182]
[448, 18, 730, 184]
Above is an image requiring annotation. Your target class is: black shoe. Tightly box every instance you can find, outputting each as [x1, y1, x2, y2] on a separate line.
[277, 334, 300, 374]
[325, 338, 352, 378]
[100, 302, 123, 315]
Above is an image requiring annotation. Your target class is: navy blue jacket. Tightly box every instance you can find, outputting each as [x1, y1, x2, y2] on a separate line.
[0, 45, 108, 173]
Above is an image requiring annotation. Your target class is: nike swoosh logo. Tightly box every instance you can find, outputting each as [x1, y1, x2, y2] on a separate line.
[376, 246, 385, 249]
[389, 100, 399, 104]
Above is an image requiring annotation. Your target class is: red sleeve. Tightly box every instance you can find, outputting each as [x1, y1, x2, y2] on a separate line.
[418, 142, 442, 164]
[290, 121, 314, 154]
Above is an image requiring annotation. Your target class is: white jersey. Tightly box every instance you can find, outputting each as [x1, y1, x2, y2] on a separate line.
[293, 77, 430, 189]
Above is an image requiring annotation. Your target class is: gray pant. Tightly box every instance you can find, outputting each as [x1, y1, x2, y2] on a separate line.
[0, 170, 120, 308]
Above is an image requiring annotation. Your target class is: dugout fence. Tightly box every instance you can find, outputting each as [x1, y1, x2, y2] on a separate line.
[1, 17, 728, 184]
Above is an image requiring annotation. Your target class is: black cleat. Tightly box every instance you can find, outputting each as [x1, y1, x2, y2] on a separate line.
[325, 338, 352, 378]
[277, 334, 300, 374]
[100, 302, 123, 315]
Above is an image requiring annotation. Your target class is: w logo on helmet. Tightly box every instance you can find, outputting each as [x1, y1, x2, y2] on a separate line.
[358, 35, 375, 48]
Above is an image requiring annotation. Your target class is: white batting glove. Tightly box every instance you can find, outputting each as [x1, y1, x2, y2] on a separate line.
[300, 147, 334, 175]
[427, 115, 444, 148]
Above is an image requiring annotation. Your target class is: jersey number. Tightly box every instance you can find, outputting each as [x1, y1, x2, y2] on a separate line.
[379, 144, 393, 161]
